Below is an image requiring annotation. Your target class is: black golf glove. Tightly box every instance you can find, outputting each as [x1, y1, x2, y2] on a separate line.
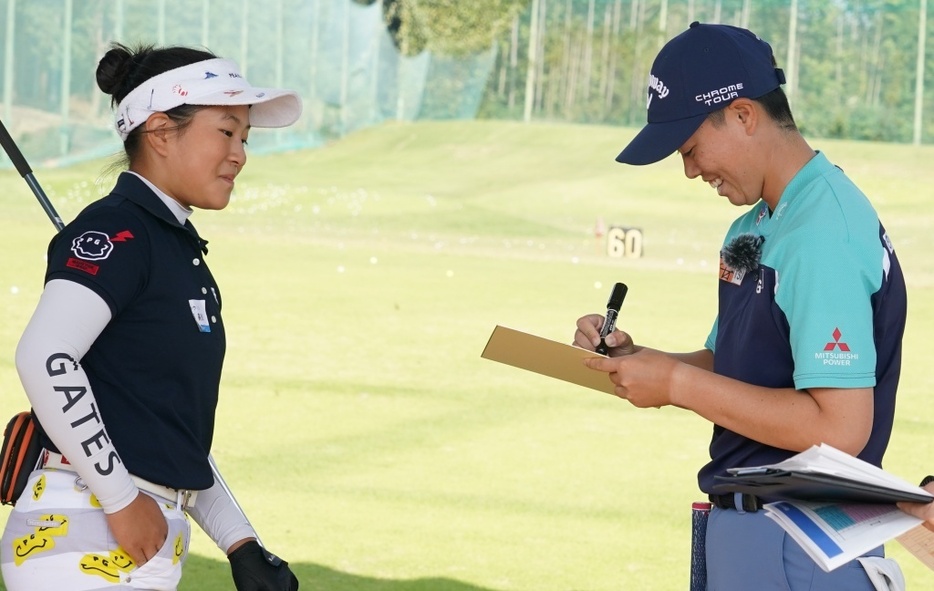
[228, 540, 299, 591]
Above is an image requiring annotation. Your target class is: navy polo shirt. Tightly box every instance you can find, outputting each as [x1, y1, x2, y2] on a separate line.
[39, 172, 225, 490]
[697, 153, 907, 494]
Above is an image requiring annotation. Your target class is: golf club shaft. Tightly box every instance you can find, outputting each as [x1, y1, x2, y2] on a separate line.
[208, 454, 270, 551]
[0, 118, 65, 231]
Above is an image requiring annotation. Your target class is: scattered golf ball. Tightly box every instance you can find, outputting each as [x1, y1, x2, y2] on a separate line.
[10, 286, 19, 295]
[594, 281, 603, 290]
[369, 257, 378, 265]
[446, 270, 454, 278]
[337, 265, 345, 273]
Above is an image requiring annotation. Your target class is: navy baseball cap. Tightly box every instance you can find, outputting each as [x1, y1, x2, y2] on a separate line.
[616, 21, 786, 165]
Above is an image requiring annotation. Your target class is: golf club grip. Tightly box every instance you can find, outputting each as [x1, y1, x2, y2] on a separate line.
[0, 118, 33, 178]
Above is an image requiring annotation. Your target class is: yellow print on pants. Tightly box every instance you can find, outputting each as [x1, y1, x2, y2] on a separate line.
[31, 474, 46, 501]
[79, 549, 135, 583]
[12, 513, 68, 566]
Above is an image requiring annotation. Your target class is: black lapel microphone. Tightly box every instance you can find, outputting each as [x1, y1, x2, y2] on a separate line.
[721, 233, 764, 275]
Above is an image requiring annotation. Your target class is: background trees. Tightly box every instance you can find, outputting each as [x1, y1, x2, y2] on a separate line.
[0, 0, 931, 164]
[481, 0, 933, 143]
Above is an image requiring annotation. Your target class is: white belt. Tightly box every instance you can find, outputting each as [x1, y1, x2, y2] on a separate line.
[42, 451, 198, 511]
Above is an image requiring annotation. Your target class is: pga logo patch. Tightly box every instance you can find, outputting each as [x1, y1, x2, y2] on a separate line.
[71, 231, 114, 261]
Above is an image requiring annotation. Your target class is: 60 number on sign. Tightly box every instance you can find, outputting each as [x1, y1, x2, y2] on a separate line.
[606, 226, 644, 258]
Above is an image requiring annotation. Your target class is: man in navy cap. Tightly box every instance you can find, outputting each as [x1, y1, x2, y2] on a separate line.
[575, 22, 908, 589]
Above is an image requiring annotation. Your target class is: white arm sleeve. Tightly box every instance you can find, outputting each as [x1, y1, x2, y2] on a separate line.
[15, 279, 139, 513]
[188, 462, 258, 554]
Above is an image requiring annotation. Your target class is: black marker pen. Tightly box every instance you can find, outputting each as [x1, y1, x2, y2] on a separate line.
[596, 282, 628, 355]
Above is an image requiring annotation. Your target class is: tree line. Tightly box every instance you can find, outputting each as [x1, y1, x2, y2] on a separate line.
[1, 0, 930, 155]
[376, 0, 933, 144]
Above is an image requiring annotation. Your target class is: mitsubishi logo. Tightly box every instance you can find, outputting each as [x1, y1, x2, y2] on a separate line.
[824, 328, 850, 352]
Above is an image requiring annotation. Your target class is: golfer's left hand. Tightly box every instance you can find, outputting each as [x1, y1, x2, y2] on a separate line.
[584, 348, 679, 408]
[229, 540, 299, 591]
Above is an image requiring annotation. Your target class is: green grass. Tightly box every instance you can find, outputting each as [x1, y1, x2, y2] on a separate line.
[1, 120, 933, 590]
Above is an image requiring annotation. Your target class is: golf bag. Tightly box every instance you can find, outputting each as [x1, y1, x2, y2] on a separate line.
[0, 411, 41, 505]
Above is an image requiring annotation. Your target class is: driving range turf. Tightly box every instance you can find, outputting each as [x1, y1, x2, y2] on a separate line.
[1, 119, 933, 590]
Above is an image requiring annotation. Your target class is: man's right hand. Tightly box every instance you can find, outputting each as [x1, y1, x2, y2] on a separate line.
[574, 313, 638, 356]
[106, 491, 168, 566]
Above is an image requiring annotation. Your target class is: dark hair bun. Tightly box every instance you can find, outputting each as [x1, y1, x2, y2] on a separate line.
[96, 42, 158, 105]
[96, 42, 214, 107]
[96, 43, 134, 95]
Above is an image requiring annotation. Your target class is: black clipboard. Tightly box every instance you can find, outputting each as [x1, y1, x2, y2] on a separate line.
[712, 469, 934, 504]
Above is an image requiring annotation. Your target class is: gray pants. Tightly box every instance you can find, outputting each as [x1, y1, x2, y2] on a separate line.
[705, 505, 890, 590]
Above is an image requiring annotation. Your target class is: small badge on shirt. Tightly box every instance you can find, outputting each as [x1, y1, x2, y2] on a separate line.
[70, 230, 134, 261]
[72, 231, 114, 260]
[813, 327, 860, 366]
[719, 259, 745, 286]
[66, 258, 100, 275]
[189, 299, 211, 333]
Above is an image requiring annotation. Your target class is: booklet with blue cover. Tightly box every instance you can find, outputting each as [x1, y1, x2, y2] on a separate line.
[716, 444, 934, 573]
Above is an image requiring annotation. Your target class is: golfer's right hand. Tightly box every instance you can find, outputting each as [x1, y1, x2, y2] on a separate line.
[574, 314, 638, 356]
[105, 491, 167, 566]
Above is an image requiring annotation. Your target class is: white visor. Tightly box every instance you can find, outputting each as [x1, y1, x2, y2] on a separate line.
[114, 58, 302, 141]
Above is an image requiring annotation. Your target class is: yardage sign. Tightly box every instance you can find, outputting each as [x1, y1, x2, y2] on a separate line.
[607, 226, 644, 258]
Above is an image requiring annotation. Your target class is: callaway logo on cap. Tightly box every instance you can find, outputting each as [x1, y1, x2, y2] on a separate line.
[616, 21, 786, 166]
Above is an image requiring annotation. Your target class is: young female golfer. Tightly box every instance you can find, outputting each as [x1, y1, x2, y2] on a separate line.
[1, 43, 301, 591]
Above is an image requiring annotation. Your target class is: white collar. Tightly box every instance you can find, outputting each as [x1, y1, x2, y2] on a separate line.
[126, 171, 192, 225]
